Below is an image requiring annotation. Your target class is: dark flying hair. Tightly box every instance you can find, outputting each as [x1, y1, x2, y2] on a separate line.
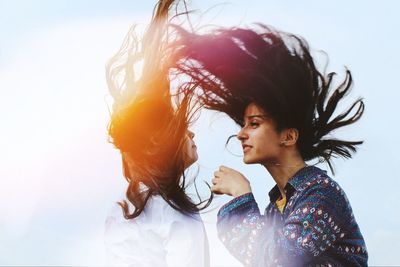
[172, 24, 364, 172]
[106, 0, 212, 219]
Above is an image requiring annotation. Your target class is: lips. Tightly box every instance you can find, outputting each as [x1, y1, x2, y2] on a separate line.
[242, 144, 252, 153]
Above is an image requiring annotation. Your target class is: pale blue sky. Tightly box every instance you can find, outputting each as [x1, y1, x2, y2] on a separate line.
[1, 0, 399, 266]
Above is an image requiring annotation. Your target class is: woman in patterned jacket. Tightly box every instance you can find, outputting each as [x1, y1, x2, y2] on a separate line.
[173, 25, 368, 266]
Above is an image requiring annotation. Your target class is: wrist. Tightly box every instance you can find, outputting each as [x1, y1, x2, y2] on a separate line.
[232, 184, 252, 198]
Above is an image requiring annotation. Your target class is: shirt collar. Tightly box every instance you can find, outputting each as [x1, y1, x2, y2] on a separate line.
[268, 165, 326, 202]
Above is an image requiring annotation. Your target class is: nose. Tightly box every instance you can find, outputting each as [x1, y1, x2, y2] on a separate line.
[237, 126, 248, 142]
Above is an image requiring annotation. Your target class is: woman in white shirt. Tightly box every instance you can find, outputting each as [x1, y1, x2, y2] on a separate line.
[104, 131, 209, 267]
[104, 1, 212, 266]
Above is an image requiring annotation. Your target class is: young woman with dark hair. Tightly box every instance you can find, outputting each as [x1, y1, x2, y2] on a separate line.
[104, 1, 211, 266]
[173, 25, 368, 266]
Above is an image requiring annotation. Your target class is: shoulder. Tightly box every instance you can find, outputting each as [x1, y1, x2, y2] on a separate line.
[296, 167, 347, 199]
[106, 195, 201, 226]
[291, 167, 353, 222]
[147, 195, 203, 224]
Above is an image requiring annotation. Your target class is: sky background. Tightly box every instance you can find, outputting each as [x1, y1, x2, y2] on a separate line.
[1, 0, 399, 266]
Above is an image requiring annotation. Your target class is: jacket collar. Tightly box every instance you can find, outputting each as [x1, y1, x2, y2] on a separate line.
[268, 165, 326, 202]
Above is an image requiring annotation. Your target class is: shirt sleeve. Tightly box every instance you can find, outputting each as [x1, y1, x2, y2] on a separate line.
[217, 186, 350, 267]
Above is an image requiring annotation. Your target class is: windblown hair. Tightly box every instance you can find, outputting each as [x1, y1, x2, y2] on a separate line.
[173, 25, 364, 172]
[106, 0, 211, 219]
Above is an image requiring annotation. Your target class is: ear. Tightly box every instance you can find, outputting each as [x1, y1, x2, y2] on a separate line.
[279, 128, 299, 146]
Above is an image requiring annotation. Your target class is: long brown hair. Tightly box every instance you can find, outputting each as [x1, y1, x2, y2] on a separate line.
[106, 0, 211, 219]
[172, 25, 364, 172]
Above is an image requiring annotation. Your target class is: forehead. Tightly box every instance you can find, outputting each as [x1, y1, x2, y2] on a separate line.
[244, 103, 266, 117]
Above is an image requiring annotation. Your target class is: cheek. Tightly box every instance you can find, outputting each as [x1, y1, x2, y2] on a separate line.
[184, 142, 198, 165]
[253, 130, 280, 153]
[185, 142, 191, 155]
[186, 140, 196, 157]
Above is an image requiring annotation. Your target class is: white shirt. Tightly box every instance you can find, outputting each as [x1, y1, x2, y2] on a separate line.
[104, 194, 209, 267]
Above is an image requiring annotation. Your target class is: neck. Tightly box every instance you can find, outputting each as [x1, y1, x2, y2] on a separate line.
[262, 154, 306, 199]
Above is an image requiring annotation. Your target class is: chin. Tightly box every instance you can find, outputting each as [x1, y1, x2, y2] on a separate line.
[243, 155, 257, 164]
[192, 151, 198, 161]
[187, 154, 198, 167]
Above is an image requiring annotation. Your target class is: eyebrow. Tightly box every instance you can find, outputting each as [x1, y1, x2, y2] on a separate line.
[245, 114, 268, 119]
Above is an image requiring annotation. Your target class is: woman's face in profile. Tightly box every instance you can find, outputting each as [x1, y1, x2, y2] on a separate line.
[184, 130, 198, 168]
[237, 103, 283, 165]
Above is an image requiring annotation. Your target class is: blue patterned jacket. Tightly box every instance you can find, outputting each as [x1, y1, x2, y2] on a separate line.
[217, 166, 368, 267]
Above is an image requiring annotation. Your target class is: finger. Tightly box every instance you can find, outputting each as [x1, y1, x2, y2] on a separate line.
[211, 184, 220, 193]
[213, 171, 221, 178]
[211, 185, 223, 195]
[211, 178, 219, 185]
[220, 165, 233, 172]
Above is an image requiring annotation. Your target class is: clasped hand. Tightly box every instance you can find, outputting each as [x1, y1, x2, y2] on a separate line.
[211, 165, 252, 197]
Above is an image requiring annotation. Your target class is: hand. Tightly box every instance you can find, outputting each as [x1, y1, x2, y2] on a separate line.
[211, 165, 252, 197]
